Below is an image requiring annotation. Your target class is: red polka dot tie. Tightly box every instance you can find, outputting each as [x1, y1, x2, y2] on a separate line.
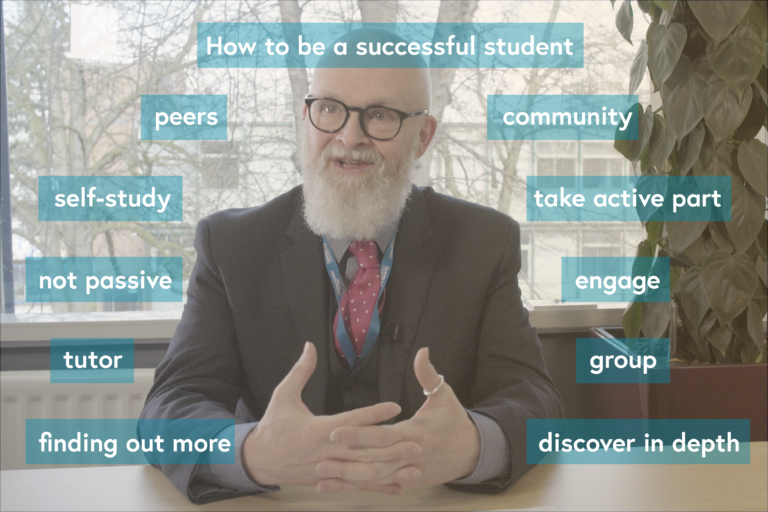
[333, 240, 382, 362]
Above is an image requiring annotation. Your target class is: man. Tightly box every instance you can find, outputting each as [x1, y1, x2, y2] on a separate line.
[141, 30, 563, 504]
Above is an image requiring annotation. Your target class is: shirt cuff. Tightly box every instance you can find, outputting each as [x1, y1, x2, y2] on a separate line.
[450, 410, 511, 485]
[191, 422, 280, 498]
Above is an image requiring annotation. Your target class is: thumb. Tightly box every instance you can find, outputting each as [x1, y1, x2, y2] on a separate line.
[414, 347, 445, 401]
[273, 342, 317, 401]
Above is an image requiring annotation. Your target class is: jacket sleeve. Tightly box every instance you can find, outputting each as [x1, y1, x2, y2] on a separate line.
[448, 220, 565, 493]
[139, 218, 268, 504]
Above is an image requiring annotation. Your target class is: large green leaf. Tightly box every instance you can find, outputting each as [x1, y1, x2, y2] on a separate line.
[646, 219, 664, 244]
[757, 256, 768, 287]
[752, 272, 767, 303]
[702, 74, 753, 142]
[623, 300, 643, 338]
[642, 301, 671, 339]
[756, 73, 768, 104]
[697, 309, 718, 348]
[666, 219, 707, 254]
[707, 27, 766, 95]
[740, 343, 761, 363]
[653, 0, 677, 15]
[639, 145, 654, 174]
[633, 239, 654, 273]
[615, 104, 653, 161]
[732, 306, 762, 358]
[738, 1, 768, 44]
[667, 250, 695, 269]
[637, 0, 657, 15]
[616, 0, 634, 45]
[701, 250, 759, 325]
[677, 267, 710, 329]
[664, 175, 711, 254]
[650, 114, 676, 170]
[648, 22, 687, 86]
[708, 221, 735, 252]
[757, 219, 768, 259]
[663, 56, 711, 142]
[747, 301, 766, 351]
[691, 127, 715, 178]
[688, 0, 751, 45]
[669, 263, 682, 298]
[631, 240, 655, 288]
[737, 139, 768, 196]
[685, 230, 719, 266]
[629, 40, 648, 94]
[706, 321, 733, 356]
[734, 85, 768, 141]
[675, 121, 705, 175]
[696, 139, 737, 177]
[726, 178, 765, 252]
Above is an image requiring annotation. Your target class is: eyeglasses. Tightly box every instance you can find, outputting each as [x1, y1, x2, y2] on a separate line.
[304, 96, 428, 141]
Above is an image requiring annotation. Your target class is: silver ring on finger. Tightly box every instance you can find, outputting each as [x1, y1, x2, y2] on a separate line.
[423, 374, 444, 396]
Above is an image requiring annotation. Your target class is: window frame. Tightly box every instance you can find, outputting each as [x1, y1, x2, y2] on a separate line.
[1, 0, 15, 314]
[0, 303, 627, 344]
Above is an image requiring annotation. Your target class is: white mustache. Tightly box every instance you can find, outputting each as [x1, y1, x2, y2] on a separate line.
[322, 145, 385, 167]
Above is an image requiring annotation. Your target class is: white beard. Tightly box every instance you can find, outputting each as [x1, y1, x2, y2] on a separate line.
[300, 138, 416, 241]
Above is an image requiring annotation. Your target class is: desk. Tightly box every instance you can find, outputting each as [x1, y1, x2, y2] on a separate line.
[2, 442, 766, 511]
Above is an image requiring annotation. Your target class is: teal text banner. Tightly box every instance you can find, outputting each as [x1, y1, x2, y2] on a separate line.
[140, 95, 226, 140]
[26, 419, 235, 465]
[38, 176, 182, 221]
[488, 95, 638, 140]
[576, 337, 670, 383]
[527, 419, 750, 464]
[197, 23, 584, 68]
[527, 176, 731, 222]
[561, 257, 670, 303]
[50, 339, 134, 384]
[25, 257, 182, 303]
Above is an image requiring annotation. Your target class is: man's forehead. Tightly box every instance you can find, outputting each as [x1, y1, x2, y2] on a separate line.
[310, 67, 427, 110]
[311, 91, 399, 108]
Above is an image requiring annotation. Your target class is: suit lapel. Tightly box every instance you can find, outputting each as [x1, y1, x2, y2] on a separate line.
[378, 188, 435, 411]
[281, 201, 330, 415]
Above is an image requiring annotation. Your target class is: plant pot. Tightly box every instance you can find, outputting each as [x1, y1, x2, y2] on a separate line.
[588, 327, 767, 441]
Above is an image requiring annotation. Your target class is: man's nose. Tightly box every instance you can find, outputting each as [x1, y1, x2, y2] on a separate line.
[336, 112, 371, 148]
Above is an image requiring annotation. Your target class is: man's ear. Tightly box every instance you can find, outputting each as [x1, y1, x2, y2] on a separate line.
[415, 115, 438, 159]
[302, 104, 308, 120]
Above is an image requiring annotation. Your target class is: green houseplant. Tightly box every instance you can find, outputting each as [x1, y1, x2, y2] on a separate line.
[611, 0, 768, 364]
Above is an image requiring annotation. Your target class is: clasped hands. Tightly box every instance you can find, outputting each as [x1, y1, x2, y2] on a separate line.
[243, 342, 480, 495]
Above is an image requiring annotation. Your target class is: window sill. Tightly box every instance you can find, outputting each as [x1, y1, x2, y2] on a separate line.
[527, 301, 625, 333]
[0, 303, 625, 344]
[0, 311, 182, 345]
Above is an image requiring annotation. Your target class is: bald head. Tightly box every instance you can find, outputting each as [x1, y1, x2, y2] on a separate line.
[309, 66, 431, 112]
[310, 27, 432, 111]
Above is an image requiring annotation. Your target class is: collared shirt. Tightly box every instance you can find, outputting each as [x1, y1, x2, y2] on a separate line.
[325, 224, 397, 289]
[192, 225, 510, 499]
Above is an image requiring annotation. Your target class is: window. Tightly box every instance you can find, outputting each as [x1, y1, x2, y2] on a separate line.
[535, 141, 577, 188]
[520, 231, 531, 280]
[581, 231, 623, 277]
[69, 3, 121, 63]
[200, 142, 240, 190]
[2, 0, 653, 315]
[582, 231, 623, 257]
[582, 141, 626, 188]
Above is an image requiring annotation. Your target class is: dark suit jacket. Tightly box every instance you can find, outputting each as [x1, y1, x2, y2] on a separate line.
[141, 185, 563, 502]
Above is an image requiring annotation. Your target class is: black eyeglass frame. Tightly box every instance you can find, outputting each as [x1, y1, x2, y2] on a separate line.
[304, 96, 428, 141]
